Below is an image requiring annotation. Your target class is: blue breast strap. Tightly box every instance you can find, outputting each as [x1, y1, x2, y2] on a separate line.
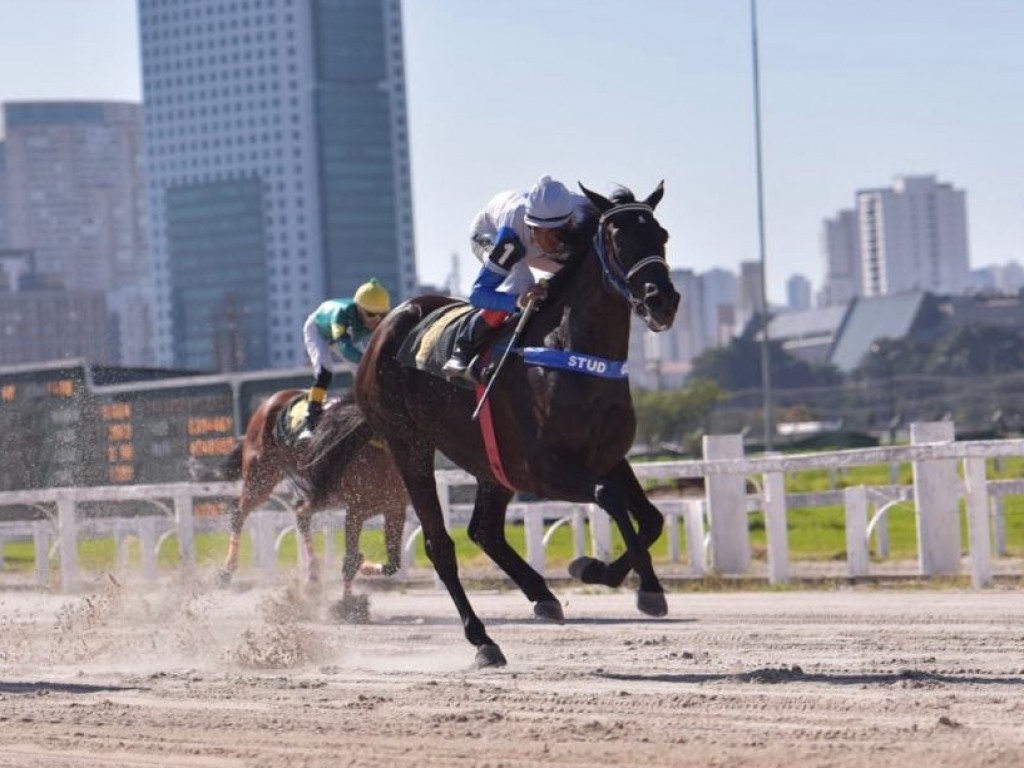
[515, 346, 629, 379]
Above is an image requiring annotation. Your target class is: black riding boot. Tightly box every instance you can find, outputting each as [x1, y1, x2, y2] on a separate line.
[299, 400, 323, 440]
[442, 313, 491, 379]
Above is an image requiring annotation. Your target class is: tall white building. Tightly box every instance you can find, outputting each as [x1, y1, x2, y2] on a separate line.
[786, 273, 812, 311]
[737, 259, 765, 332]
[699, 268, 739, 348]
[0, 102, 153, 365]
[0, 142, 7, 246]
[139, 0, 416, 371]
[820, 209, 861, 306]
[857, 175, 970, 297]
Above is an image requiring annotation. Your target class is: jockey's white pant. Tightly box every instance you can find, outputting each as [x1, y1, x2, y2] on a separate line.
[302, 313, 335, 374]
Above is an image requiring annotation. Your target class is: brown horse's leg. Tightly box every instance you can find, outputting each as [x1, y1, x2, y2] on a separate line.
[467, 481, 563, 622]
[221, 499, 248, 581]
[389, 437, 505, 668]
[340, 506, 365, 598]
[221, 460, 282, 585]
[380, 501, 406, 575]
[295, 509, 319, 584]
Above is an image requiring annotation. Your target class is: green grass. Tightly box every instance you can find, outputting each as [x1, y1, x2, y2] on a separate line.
[4, 459, 1024, 575]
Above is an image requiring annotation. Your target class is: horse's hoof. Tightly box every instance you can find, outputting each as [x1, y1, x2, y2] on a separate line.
[358, 561, 384, 577]
[328, 594, 370, 624]
[533, 599, 565, 624]
[216, 569, 233, 588]
[637, 590, 668, 617]
[474, 643, 508, 669]
[568, 556, 609, 585]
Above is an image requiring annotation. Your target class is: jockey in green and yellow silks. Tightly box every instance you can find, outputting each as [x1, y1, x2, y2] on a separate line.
[299, 278, 391, 440]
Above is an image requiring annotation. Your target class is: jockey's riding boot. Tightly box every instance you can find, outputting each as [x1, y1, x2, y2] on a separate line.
[442, 313, 490, 380]
[298, 400, 323, 441]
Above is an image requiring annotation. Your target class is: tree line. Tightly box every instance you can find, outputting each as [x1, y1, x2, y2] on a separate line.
[633, 323, 1024, 449]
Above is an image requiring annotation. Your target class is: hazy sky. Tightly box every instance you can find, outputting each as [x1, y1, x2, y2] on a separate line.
[0, 0, 1021, 302]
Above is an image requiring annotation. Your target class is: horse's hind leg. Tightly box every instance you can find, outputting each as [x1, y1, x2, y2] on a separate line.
[467, 481, 564, 623]
[358, 500, 405, 577]
[295, 508, 320, 586]
[341, 506, 366, 598]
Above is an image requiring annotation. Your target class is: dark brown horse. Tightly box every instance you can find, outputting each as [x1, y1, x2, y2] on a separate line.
[215, 389, 408, 602]
[329, 182, 679, 667]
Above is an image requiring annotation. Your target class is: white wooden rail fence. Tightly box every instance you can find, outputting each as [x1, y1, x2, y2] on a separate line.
[0, 421, 1020, 592]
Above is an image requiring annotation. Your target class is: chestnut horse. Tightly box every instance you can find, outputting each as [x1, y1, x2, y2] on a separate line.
[215, 389, 408, 601]
[327, 182, 679, 667]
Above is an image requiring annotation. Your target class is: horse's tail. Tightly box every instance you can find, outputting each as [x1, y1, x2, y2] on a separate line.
[297, 394, 374, 505]
[187, 440, 243, 482]
[218, 439, 244, 481]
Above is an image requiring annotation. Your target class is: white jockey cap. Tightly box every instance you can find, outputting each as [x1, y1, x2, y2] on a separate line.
[524, 175, 575, 228]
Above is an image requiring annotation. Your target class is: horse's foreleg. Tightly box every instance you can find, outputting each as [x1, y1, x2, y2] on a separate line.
[398, 453, 505, 668]
[592, 474, 666, 617]
[601, 460, 666, 589]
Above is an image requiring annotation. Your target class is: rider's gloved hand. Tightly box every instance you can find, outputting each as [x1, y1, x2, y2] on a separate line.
[516, 280, 549, 310]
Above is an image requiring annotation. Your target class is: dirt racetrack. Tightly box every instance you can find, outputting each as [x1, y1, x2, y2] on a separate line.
[1, 576, 1023, 768]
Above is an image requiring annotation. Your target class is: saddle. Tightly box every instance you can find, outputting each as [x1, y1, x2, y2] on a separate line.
[396, 302, 512, 389]
[275, 393, 339, 446]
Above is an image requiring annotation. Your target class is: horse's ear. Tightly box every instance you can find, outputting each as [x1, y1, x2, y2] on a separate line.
[644, 180, 665, 210]
[578, 181, 613, 213]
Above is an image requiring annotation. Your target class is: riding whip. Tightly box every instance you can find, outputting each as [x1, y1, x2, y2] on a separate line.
[470, 296, 537, 422]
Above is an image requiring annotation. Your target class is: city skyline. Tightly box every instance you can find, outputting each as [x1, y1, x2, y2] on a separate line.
[0, 1, 1022, 303]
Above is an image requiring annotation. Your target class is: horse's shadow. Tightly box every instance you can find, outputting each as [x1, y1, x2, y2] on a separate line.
[0, 680, 147, 695]
[366, 614, 697, 628]
[595, 669, 1024, 687]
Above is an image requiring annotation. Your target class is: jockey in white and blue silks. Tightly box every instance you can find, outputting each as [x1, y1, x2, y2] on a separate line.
[442, 175, 594, 379]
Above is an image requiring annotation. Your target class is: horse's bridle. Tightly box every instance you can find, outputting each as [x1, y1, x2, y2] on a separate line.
[593, 202, 670, 310]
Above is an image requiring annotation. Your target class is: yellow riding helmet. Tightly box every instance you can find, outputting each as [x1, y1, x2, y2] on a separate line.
[354, 277, 391, 314]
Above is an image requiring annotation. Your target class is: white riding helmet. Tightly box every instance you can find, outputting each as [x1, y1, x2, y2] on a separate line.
[524, 175, 575, 228]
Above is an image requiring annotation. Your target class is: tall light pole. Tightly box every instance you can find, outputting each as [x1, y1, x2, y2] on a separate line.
[750, 0, 774, 450]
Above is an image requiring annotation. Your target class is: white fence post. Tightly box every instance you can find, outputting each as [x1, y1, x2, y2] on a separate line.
[33, 520, 51, 587]
[252, 512, 277, 581]
[665, 505, 681, 563]
[587, 505, 612, 561]
[571, 506, 587, 560]
[844, 486, 869, 578]
[139, 517, 158, 581]
[683, 499, 707, 575]
[523, 507, 546, 576]
[762, 469, 789, 584]
[910, 422, 961, 576]
[703, 434, 750, 575]
[990, 496, 1007, 557]
[963, 457, 993, 588]
[56, 495, 78, 592]
[173, 493, 196, 572]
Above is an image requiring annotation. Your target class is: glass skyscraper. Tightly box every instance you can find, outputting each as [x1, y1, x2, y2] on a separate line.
[139, 0, 416, 371]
